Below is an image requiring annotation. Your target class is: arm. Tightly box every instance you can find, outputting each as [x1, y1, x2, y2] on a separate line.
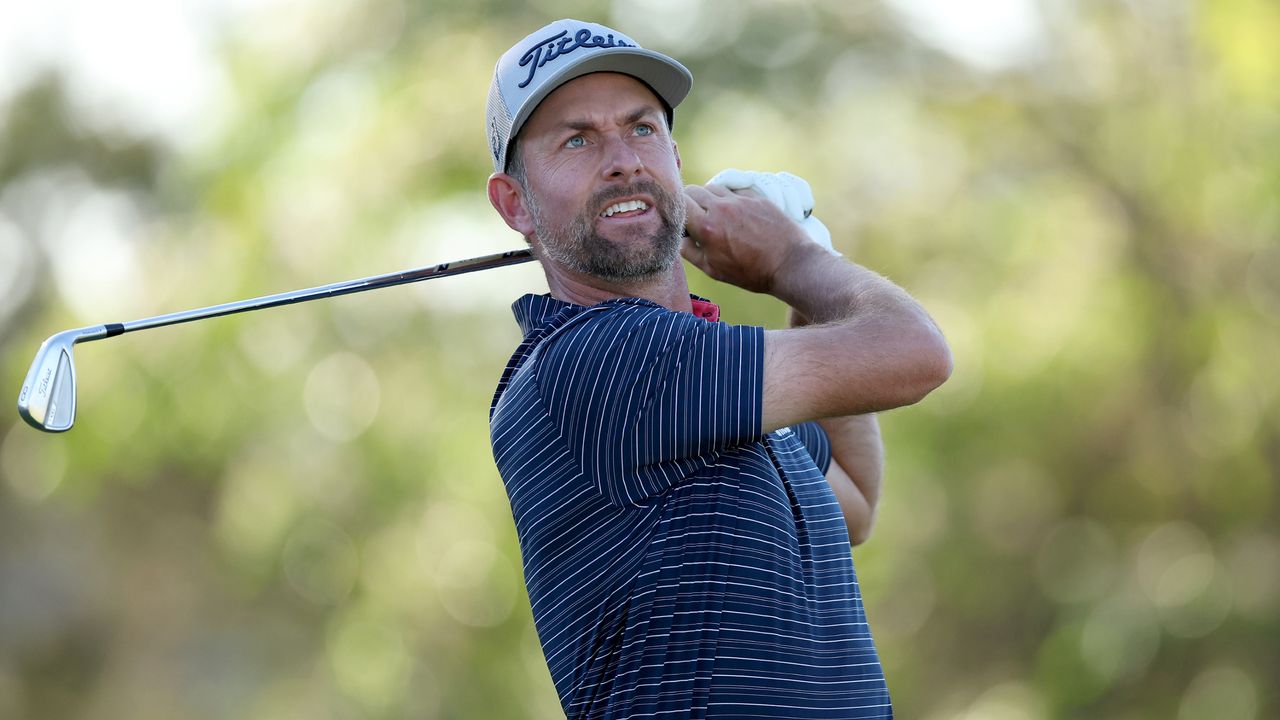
[683, 184, 951, 429]
[818, 415, 883, 545]
[683, 184, 947, 537]
[790, 307, 884, 545]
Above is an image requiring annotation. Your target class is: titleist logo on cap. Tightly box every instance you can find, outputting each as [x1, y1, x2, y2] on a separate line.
[518, 29, 636, 89]
[486, 19, 691, 172]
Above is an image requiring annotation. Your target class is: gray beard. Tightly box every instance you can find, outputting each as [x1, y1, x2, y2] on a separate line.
[528, 180, 687, 284]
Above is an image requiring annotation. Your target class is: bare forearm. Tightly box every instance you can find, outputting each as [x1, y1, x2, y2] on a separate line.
[771, 244, 938, 332]
[764, 245, 952, 419]
[682, 184, 951, 426]
[790, 308, 887, 543]
[818, 414, 884, 545]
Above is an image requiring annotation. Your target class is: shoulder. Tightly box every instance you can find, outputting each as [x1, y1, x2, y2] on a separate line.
[536, 298, 708, 361]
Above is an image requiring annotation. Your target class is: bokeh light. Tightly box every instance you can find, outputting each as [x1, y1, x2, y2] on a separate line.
[303, 351, 382, 442]
[1178, 664, 1259, 720]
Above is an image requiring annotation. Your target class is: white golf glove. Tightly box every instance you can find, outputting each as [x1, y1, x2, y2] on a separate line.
[707, 169, 840, 256]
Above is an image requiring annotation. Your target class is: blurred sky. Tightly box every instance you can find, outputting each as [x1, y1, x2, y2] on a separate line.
[0, 0, 243, 149]
[0, 0, 1049, 148]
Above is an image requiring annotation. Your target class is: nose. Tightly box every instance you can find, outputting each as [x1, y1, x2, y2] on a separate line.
[600, 134, 644, 181]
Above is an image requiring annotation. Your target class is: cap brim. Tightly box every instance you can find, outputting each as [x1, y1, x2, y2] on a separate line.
[508, 48, 693, 149]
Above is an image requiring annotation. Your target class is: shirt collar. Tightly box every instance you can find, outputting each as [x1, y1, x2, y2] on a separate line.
[512, 293, 722, 336]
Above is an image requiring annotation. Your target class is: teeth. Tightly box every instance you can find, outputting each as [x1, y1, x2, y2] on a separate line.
[602, 200, 649, 217]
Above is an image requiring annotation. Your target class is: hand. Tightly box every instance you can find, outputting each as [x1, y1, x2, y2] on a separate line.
[706, 169, 840, 256]
[682, 183, 818, 294]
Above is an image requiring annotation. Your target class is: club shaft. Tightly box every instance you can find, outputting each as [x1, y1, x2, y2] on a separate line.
[98, 248, 534, 338]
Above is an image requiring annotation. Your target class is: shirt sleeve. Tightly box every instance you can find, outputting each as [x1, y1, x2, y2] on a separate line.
[534, 302, 764, 507]
[789, 421, 833, 475]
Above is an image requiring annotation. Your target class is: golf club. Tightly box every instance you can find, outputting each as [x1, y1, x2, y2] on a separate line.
[17, 248, 535, 433]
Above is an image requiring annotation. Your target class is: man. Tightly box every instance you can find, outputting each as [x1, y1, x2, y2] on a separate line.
[484, 18, 951, 719]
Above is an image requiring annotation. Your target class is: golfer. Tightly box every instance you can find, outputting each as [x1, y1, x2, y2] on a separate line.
[485, 19, 951, 719]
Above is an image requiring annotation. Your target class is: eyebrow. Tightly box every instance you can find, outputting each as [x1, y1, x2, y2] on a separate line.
[560, 106, 662, 133]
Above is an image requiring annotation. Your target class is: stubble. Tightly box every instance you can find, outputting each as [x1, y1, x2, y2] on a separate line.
[527, 179, 687, 284]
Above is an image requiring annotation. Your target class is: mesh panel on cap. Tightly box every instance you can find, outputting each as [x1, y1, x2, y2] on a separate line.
[486, 74, 515, 172]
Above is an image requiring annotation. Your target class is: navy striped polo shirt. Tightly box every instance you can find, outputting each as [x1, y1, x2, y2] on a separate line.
[490, 293, 891, 719]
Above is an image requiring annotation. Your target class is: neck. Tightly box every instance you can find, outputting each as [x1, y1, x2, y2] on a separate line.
[540, 256, 694, 313]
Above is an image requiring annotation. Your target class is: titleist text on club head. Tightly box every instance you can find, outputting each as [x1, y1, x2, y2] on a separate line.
[17, 329, 91, 432]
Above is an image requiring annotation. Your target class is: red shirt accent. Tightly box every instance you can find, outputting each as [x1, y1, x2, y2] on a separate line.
[690, 298, 720, 322]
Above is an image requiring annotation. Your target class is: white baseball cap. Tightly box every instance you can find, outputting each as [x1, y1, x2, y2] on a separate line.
[485, 19, 693, 173]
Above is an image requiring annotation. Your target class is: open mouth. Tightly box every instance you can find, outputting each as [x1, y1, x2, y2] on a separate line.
[600, 199, 651, 219]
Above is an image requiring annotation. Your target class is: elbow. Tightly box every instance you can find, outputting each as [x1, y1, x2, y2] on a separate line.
[847, 502, 879, 545]
[848, 519, 874, 547]
[900, 322, 953, 406]
[922, 328, 954, 392]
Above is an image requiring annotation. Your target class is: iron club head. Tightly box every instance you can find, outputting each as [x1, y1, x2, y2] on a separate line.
[17, 327, 108, 433]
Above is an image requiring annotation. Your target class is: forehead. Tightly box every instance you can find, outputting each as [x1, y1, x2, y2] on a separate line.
[522, 72, 666, 137]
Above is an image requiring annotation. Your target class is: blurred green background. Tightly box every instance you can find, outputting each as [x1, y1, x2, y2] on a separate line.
[1, 0, 1276, 718]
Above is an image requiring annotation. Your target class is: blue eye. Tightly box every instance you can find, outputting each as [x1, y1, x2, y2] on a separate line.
[635, 124, 654, 136]
[566, 136, 586, 148]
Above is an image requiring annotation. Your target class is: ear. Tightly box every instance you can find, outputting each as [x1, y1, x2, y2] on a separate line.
[487, 173, 536, 237]
[673, 140, 682, 170]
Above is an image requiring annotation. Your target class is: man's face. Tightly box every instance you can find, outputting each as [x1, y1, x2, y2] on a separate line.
[515, 73, 686, 283]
